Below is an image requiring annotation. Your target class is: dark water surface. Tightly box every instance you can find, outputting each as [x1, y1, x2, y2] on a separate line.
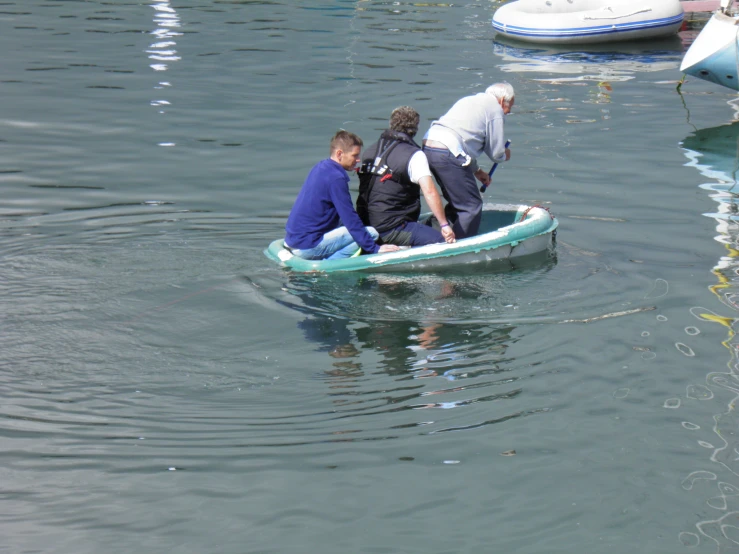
[4, 1, 739, 552]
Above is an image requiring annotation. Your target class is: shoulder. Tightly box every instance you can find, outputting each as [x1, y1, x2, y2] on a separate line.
[409, 150, 428, 163]
[321, 159, 347, 178]
[362, 137, 381, 153]
[307, 159, 348, 190]
[467, 92, 500, 111]
[308, 158, 334, 176]
[319, 158, 339, 170]
[325, 161, 350, 188]
[407, 150, 432, 182]
[484, 95, 504, 115]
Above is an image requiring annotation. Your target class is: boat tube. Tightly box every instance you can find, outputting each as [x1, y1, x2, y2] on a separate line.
[264, 204, 558, 274]
[492, 0, 685, 44]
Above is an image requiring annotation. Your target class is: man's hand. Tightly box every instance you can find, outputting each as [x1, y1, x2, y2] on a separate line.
[441, 225, 456, 243]
[378, 244, 400, 253]
[474, 169, 491, 187]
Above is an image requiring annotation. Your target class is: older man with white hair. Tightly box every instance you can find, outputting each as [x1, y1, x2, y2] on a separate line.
[422, 82, 514, 239]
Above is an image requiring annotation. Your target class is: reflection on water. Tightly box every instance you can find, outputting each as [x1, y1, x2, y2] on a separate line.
[271, 272, 553, 439]
[679, 121, 739, 550]
[491, 37, 685, 127]
[492, 37, 684, 83]
[148, 1, 181, 147]
[148, 1, 181, 73]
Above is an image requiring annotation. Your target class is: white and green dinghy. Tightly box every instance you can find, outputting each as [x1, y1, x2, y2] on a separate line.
[264, 203, 558, 273]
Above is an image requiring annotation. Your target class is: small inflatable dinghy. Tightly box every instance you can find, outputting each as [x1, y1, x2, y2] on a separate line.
[492, 0, 684, 44]
[264, 204, 558, 274]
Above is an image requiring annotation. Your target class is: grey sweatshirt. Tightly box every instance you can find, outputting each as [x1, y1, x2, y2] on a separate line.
[429, 92, 508, 172]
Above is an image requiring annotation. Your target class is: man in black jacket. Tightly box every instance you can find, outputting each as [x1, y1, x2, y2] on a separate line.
[357, 106, 455, 247]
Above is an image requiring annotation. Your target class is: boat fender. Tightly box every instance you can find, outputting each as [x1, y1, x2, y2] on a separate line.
[518, 204, 555, 223]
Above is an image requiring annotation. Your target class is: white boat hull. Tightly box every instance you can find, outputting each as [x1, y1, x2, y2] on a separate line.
[680, 11, 739, 91]
[492, 0, 684, 44]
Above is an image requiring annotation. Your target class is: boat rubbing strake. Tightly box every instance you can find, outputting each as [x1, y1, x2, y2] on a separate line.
[492, 0, 684, 44]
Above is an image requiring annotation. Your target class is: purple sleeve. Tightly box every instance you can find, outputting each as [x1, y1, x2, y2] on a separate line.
[329, 177, 380, 253]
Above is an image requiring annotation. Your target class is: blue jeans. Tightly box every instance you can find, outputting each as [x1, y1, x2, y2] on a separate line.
[288, 226, 379, 260]
[423, 146, 481, 239]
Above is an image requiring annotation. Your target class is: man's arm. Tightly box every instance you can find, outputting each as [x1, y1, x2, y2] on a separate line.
[330, 176, 399, 254]
[330, 180, 380, 253]
[474, 168, 490, 188]
[485, 115, 508, 163]
[418, 176, 455, 243]
[409, 152, 455, 243]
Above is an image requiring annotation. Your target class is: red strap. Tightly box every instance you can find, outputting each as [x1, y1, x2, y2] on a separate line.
[380, 173, 393, 182]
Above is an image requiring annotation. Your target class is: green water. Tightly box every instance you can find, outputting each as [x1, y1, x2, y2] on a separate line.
[2, 1, 739, 552]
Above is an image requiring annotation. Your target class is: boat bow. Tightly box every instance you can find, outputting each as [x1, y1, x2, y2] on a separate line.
[681, 9, 739, 90]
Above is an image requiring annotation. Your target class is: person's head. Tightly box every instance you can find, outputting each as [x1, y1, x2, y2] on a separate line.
[486, 82, 515, 115]
[389, 106, 420, 137]
[329, 130, 363, 170]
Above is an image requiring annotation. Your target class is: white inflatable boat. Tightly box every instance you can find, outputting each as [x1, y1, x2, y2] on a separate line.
[492, 0, 685, 44]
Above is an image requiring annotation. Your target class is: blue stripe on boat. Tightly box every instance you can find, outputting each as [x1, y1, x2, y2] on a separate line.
[492, 14, 684, 38]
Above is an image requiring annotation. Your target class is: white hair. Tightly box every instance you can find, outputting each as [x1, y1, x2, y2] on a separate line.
[485, 82, 515, 102]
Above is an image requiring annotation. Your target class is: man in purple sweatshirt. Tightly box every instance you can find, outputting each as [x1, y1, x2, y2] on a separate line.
[285, 130, 400, 260]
